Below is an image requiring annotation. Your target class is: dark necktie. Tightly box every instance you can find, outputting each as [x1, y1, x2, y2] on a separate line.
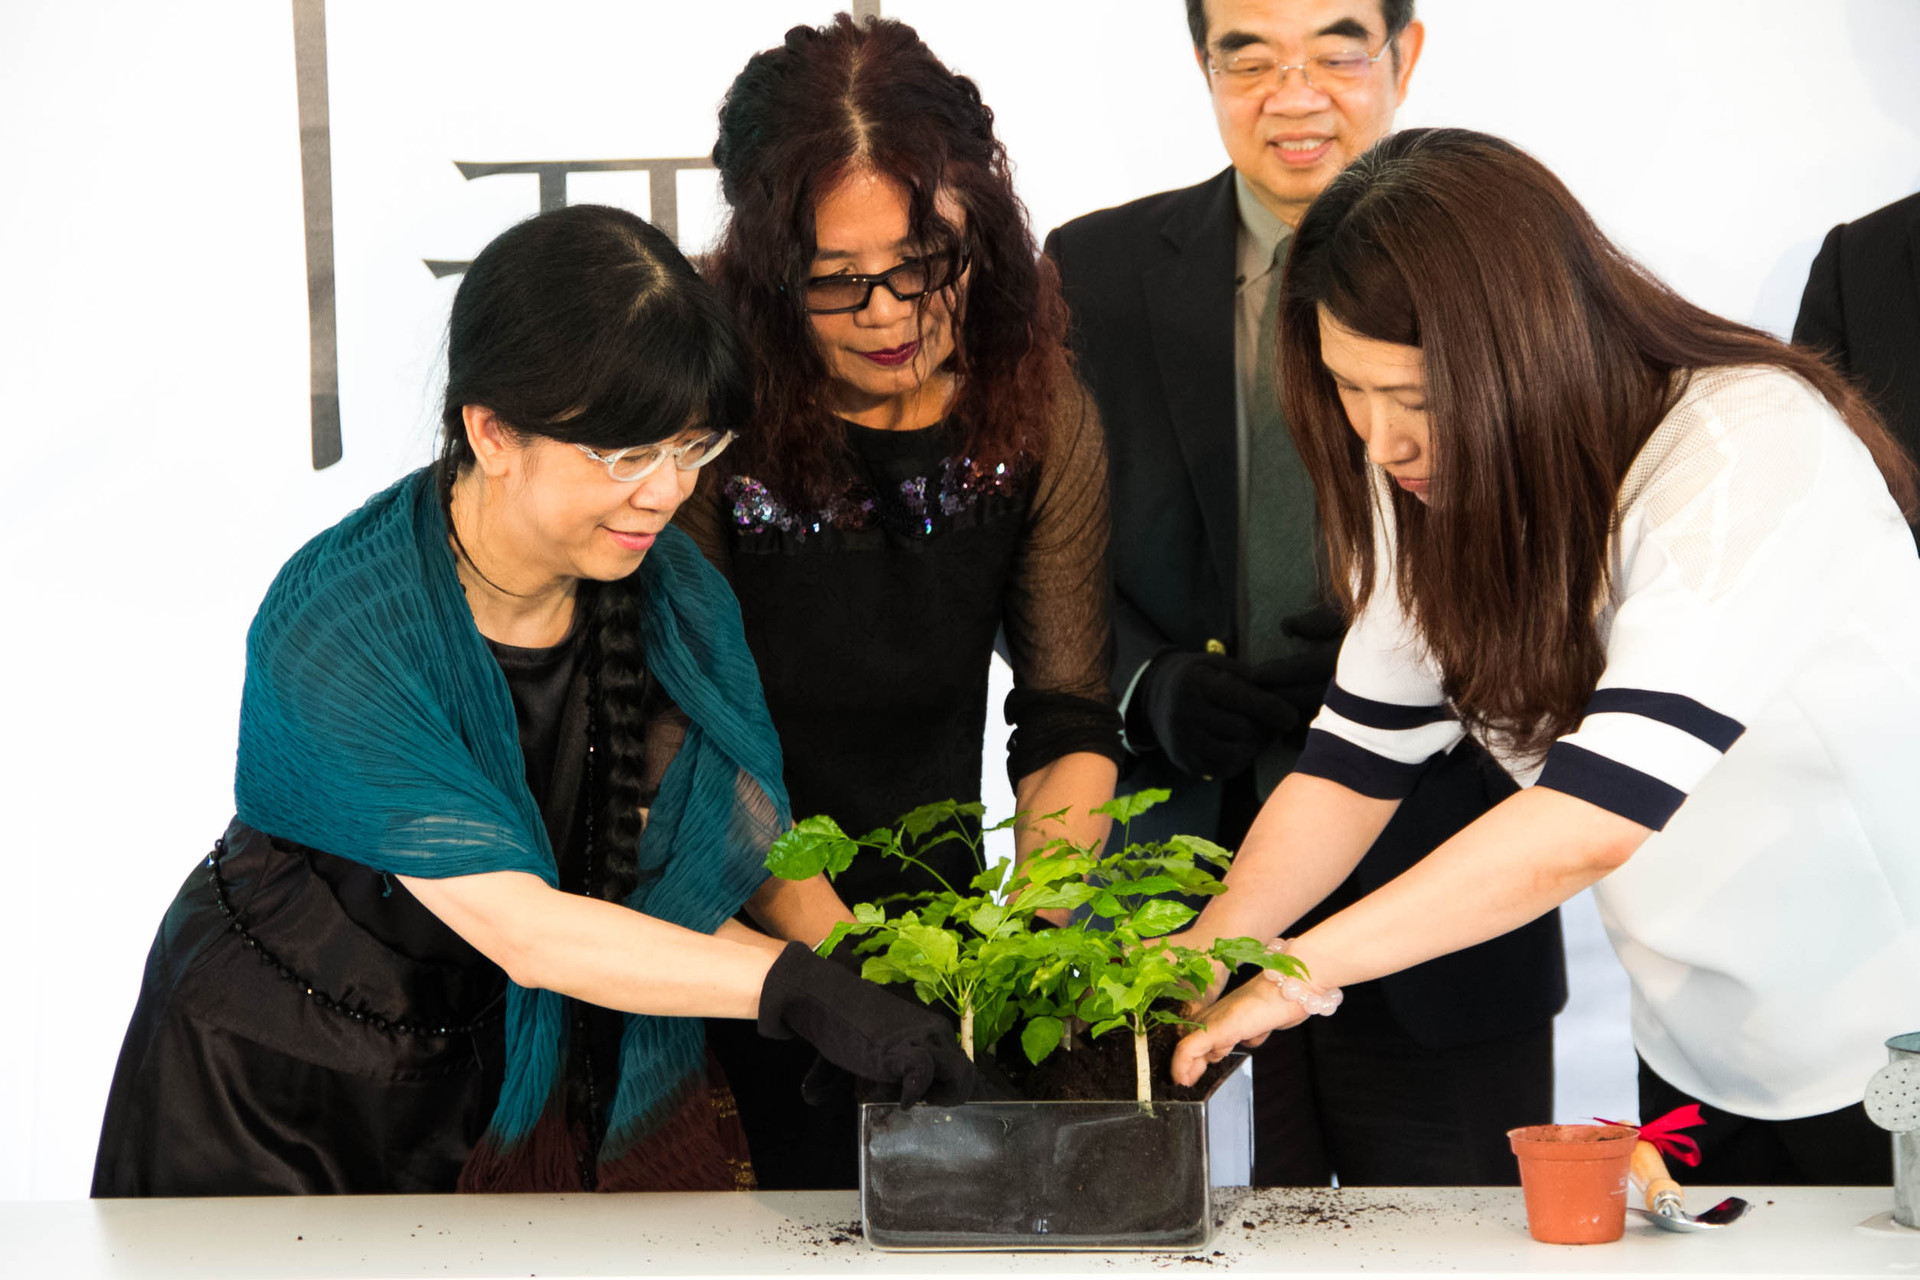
[1242, 239, 1322, 797]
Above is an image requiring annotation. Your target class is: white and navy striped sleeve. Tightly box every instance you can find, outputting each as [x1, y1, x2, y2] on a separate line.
[1536, 368, 1870, 830]
[1293, 568, 1464, 800]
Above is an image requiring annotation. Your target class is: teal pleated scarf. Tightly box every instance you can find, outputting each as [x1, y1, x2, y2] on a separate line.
[234, 468, 787, 1179]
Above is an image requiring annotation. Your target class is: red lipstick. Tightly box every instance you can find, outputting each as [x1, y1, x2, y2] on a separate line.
[860, 340, 921, 368]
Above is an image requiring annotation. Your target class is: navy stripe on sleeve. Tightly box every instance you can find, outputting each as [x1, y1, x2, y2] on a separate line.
[1321, 682, 1454, 731]
[1292, 728, 1428, 800]
[1536, 741, 1688, 830]
[1584, 688, 1744, 752]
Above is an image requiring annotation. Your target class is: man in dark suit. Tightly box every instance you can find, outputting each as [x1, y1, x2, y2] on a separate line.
[1795, 190, 1920, 517]
[1044, 0, 1565, 1186]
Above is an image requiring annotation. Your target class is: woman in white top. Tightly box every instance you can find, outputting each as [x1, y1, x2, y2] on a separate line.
[1172, 128, 1920, 1183]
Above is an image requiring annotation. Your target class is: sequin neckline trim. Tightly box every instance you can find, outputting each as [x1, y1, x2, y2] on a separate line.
[725, 453, 1024, 541]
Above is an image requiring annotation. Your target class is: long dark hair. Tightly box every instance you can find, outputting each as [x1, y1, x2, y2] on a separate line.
[709, 13, 1070, 509]
[439, 203, 751, 894]
[1280, 128, 1919, 760]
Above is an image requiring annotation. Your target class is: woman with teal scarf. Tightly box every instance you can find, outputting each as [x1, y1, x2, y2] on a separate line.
[92, 204, 974, 1197]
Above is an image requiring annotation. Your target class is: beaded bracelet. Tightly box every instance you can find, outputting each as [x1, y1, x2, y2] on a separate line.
[1263, 940, 1344, 1017]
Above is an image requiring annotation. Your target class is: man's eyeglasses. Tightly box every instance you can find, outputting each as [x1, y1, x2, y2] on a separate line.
[1207, 41, 1391, 96]
[574, 428, 734, 483]
[801, 249, 970, 315]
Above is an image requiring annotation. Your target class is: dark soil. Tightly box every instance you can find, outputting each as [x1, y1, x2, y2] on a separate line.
[992, 1019, 1239, 1102]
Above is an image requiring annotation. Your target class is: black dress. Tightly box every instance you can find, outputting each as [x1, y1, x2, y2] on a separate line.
[677, 390, 1124, 1188]
[92, 611, 715, 1196]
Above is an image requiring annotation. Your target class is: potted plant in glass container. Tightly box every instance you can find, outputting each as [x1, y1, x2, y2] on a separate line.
[765, 791, 1304, 1250]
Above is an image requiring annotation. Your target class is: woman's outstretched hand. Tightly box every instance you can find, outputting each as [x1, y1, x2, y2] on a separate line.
[756, 941, 976, 1107]
[1170, 978, 1310, 1087]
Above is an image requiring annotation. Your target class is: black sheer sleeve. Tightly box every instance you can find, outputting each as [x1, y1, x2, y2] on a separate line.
[671, 471, 733, 580]
[1001, 376, 1125, 787]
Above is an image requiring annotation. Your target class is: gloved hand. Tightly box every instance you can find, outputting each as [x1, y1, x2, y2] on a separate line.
[757, 942, 975, 1108]
[1127, 650, 1298, 780]
[1249, 607, 1346, 748]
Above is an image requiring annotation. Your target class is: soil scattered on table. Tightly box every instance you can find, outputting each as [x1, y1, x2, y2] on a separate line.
[773, 1217, 866, 1255]
[1221, 1187, 1412, 1233]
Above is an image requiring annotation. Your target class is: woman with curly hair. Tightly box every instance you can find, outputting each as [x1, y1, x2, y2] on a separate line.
[677, 15, 1124, 1188]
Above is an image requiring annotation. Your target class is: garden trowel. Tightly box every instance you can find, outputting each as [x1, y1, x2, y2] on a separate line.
[1628, 1141, 1751, 1232]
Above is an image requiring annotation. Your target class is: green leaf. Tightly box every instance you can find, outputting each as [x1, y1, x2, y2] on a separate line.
[1259, 950, 1310, 981]
[969, 902, 1009, 936]
[1088, 889, 1124, 919]
[1021, 1015, 1066, 1064]
[1165, 833, 1236, 870]
[1018, 853, 1090, 888]
[1017, 882, 1101, 915]
[898, 800, 963, 838]
[1104, 873, 1182, 899]
[917, 829, 975, 854]
[986, 1001, 1021, 1050]
[1094, 788, 1171, 824]
[1209, 935, 1273, 969]
[1128, 899, 1198, 938]
[894, 923, 960, 975]
[1086, 1016, 1128, 1039]
[1097, 974, 1149, 1014]
[765, 814, 857, 879]
[853, 902, 887, 927]
[817, 920, 858, 957]
[971, 861, 1011, 894]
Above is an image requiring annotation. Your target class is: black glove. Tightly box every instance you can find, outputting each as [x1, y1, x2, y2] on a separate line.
[1249, 607, 1347, 747]
[1128, 650, 1298, 780]
[758, 942, 976, 1108]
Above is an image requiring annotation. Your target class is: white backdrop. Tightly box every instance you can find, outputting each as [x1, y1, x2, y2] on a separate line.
[1, 0, 1914, 1200]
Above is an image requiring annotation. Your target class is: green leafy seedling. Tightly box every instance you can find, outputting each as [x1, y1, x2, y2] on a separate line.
[767, 787, 1309, 1101]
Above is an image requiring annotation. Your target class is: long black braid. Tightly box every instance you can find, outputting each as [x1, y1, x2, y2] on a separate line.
[581, 576, 650, 901]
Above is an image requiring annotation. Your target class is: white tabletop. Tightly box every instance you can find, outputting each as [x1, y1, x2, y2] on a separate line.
[5, 1186, 1916, 1279]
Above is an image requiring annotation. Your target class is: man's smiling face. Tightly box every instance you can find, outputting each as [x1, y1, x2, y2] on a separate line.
[1195, 0, 1423, 226]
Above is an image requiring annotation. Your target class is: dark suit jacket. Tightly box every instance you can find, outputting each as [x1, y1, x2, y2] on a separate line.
[1045, 169, 1565, 1050]
[1044, 170, 1241, 845]
[1794, 189, 1920, 480]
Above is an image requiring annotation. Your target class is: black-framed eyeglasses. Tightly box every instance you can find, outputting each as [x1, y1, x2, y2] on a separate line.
[800, 249, 970, 315]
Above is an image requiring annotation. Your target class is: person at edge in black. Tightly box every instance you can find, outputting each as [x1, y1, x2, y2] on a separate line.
[1043, 0, 1565, 1187]
[92, 204, 973, 1197]
[1794, 188, 1920, 543]
[677, 15, 1125, 1190]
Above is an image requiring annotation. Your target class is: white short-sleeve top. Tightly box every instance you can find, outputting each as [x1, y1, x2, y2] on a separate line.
[1295, 366, 1920, 1121]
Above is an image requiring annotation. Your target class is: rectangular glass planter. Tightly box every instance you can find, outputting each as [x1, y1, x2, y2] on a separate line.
[860, 1053, 1252, 1251]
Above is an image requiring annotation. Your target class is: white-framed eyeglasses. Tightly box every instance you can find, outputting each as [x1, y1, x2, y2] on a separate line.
[1207, 41, 1391, 96]
[574, 428, 735, 482]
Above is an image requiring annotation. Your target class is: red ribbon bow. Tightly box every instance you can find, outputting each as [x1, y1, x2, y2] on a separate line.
[1595, 1104, 1706, 1167]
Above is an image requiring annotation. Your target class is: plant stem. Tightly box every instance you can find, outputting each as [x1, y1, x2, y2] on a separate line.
[884, 849, 961, 899]
[1134, 1026, 1151, 1105]
[960, 1003, 976, 1062]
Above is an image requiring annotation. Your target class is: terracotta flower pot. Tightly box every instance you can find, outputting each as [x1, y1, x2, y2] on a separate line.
[1507, 1124, 1638, 1244]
